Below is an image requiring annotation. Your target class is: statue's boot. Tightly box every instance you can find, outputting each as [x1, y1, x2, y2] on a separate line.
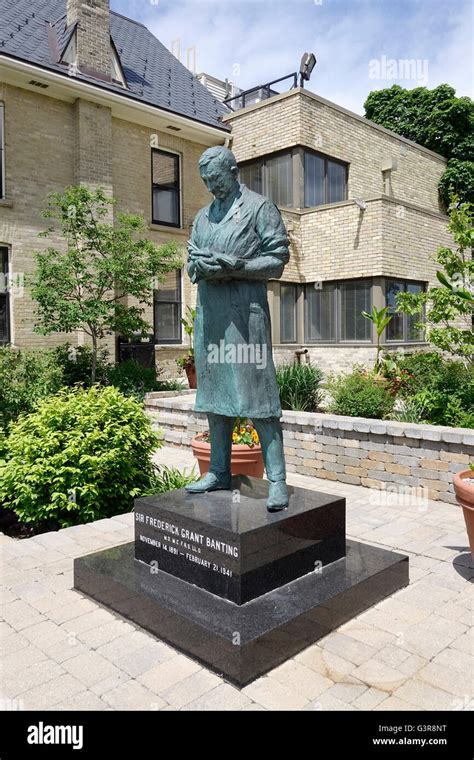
[253, 417, 289, 512]
[185, 413, 233, 493]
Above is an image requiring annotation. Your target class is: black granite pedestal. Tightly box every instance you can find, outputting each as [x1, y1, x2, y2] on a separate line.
[134, 475, 346, 604]
[74, 476, 409, 687]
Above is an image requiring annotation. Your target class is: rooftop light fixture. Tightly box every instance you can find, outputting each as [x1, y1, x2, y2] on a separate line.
[299, 52, 317, 87]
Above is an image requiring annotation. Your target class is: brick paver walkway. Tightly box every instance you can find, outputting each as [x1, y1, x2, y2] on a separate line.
[1, 446, 472, 711]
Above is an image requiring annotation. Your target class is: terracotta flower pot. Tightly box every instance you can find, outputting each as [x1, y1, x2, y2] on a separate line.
[453, 470, 474, 560]
[183, 357, 197, 389]
[191, 435, 264, 478]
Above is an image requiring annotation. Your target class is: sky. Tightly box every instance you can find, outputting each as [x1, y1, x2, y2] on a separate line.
[110, 0, 473, 115]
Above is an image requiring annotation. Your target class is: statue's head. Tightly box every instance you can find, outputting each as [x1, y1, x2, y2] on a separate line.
[198, 146, 239, 200]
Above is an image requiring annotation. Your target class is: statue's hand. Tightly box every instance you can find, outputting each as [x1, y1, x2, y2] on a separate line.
[193, 257, 225, 281]
[188, 245, 214, 262]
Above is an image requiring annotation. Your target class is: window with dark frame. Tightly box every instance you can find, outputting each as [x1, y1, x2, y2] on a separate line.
[154, 269, 182, 344]
[305, 281, 336, 342]
[339, 279, 372, 342]
[282, 278, 425, 345]
[0, 247, 10, 344]
[151, 149, 181, 227]
[239, 147, 347, 209]
[304, 150, 347, 207]
[240, 152, 294, 208]
[385, 279, 425, 342]
[0, 104, 5, 199]
[281, 278, 372, 344]
[280, 283, 298, 343]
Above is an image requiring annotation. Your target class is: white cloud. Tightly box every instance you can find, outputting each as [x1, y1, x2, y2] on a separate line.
[112, 0, 473, 115]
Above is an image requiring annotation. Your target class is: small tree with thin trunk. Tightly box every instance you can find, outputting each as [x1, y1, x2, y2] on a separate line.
[395, 196, 473, 365]
[30, 186, 182, 382]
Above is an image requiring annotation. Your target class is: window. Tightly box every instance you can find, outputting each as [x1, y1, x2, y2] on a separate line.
[154, 269, 182, 343]
[0, 104, 4, 199]
[0, 247, 9, 344]
[240, 151, 294, 207]
[280, 283, 298, 343]
[385, 279, 425, 342]
[266, 153, 293, 207]
[240, 161, 263, 195]
[339, 280, 372, 341]
[304, 153, 324, 207]
[239, 148, 348, 209]
[304, 150, 347, 207]
[280, 278, 372, 344]
[280, 278, 425, 345]
[305, 282, 336, 342]
[152, 149, 181, 227]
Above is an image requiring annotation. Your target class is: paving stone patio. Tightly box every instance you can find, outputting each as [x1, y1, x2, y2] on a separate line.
[1, 446, 472, 711]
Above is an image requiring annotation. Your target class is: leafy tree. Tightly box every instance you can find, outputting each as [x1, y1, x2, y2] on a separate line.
[395, 197, 473, 364]
[364, 84, 474, 205]
[438, 159, 474, 208]
[30, 186, 182, 382]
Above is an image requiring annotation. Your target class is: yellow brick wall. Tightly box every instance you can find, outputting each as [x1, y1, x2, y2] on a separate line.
[0, 84, 213, 353]
[111, 117, 212, 338]
[381, 199, 452, 282]
[226, 89, 447, 214]
[226, 90, 453, 302]
[281, 198, 451, 287]
[0, 84, 76, 348]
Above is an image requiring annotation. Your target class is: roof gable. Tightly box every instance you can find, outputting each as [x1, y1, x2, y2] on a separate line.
[0, 0, 229, 131]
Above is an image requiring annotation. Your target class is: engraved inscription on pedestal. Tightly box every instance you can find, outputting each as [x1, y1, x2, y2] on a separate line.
[134, 475, 346, 604]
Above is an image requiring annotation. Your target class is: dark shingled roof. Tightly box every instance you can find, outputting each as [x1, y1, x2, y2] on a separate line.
[0, 0, 230, 132]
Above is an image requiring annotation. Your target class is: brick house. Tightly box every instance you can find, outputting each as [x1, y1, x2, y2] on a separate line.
[220, 84, 452, 374]
[0, 0, 230, 368]
[0, 0, 452, 375]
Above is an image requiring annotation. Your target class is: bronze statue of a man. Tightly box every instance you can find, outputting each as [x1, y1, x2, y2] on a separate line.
[185, 146, 290, 511]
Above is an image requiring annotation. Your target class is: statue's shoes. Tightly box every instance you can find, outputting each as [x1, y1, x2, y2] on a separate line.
[267, 480, 289, 512]
[185, 471, 232, 493]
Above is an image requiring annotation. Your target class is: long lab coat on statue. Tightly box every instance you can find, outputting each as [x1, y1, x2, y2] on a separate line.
[188, 184, 290, 419]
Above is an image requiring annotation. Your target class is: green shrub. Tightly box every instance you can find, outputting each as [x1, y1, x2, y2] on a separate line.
[145, 464, 199, 494]
[52, 344, 109, 387]
[391, 396, 431, 424]
[276, 362, 323, 412]
[105, 359, 162, 401]
[0, 385, 160, 530]
[326, 368, 395, 419]
[0, 346, 64, 431]
[391, 351, 474, 426]
[391, 351, 445, 397]
[0, 345, 185, 432]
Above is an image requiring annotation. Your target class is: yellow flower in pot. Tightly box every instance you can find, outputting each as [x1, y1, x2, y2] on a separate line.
[191, 417, 264, 478]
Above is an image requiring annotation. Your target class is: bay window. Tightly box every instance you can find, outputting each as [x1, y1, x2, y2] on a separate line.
[239, 147, 348, 209]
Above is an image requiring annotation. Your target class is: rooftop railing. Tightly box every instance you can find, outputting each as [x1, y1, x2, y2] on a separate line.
[223, 73, 298, 112]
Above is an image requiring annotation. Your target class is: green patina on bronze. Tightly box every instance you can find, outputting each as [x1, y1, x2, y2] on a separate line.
[185, 146, 290, 511]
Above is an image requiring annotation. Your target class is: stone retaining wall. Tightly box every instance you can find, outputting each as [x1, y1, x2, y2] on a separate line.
[145, 393, 473, 506]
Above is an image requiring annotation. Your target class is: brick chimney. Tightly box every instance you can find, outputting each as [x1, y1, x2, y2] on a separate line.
[67, 0, 111, 80]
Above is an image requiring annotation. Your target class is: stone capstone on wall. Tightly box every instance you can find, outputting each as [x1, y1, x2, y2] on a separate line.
[145, 393, 473, 506]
